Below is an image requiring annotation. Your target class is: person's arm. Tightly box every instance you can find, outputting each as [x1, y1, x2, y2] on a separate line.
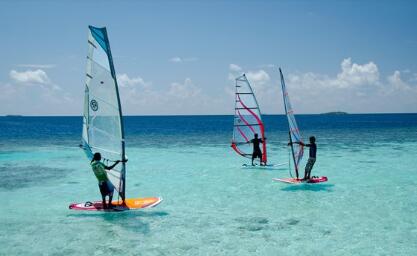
[261, 138, 267, 143]
[105, 159, 127, 170]
[288, 141, 306, 146]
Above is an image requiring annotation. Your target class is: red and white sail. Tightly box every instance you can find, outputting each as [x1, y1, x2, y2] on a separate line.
[231, 74, 267, 164]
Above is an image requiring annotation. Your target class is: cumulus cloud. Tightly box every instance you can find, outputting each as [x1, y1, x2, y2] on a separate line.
[116, 73, 222, 115]
[1, 69, 74, 115]
[169, 57, 198, 63]
[225, 58, 417, 114]
[285, 58, 417, 113]
[246, 70, 270, 85]
[10, 69, 50, 84]
[168, 78, 201, 99]
[228, 64, 270, 89]
[2, 58, 416, 115]
[336, 58, 379, 87]
[117, 73, 148, 88]
[227, 64, 270, 85]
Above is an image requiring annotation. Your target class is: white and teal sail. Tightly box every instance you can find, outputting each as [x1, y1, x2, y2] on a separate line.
[279, 68, 304, 178]
[81, 26, 126, 200]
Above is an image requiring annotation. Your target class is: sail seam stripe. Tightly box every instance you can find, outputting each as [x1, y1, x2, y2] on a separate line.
[89, 95, 119, 110]
[88, 40, 97, 48]
[236, 109, 256, 134]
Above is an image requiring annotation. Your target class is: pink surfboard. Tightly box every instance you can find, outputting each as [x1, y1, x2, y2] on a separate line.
[272, 176, 328, 184]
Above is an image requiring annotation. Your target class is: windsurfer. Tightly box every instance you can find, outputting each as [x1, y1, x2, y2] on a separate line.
[289, 136, 316, 180]
[249, 133, 266, 166]
[90, 152, 123, 209]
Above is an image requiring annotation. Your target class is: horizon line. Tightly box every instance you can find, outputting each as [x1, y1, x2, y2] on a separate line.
[2, 112, 417, 117]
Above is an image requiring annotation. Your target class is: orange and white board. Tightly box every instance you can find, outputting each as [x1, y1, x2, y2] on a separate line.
[69, 197, 162, 211]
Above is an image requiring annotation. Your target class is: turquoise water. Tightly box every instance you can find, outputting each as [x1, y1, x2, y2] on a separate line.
[1, 115, 417, 255]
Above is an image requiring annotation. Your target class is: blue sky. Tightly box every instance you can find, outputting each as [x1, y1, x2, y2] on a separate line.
[1, 0, 417, 115]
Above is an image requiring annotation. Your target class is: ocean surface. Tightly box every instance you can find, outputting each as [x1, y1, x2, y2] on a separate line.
[0, 114, 416, 255]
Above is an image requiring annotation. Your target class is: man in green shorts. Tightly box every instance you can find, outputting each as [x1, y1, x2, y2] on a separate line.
[289, 136, 317, 180]
[90, 152, 123, 209]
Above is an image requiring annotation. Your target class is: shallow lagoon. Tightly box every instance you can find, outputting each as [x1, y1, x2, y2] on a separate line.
[1, 114, 416, 255]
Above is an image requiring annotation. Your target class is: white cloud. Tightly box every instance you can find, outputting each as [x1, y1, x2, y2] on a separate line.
[169, 57, 182, 63]
[117, 73, 148, 88]
[227, 65, 270, 85]
[284, 59, 417, 113]
[225, 58, 417, 114]
[17, 64, 56, 69]
[2, 59, 416, 115]
[168, 78, 201, 99]
[0, 69, 75, 115]
[336, 58, 379, 88]
[226, 64, 278, 112]
[169, 57, 198, 63]
[9, 69, 50, 84]
[116, 73, 229, 115]
[246, 70, 270, 85]
[229, 64, 242, 72]
[387, 71, 409, 90]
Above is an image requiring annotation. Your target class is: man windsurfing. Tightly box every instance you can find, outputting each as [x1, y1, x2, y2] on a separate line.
[90, 152, 124, 209]
[289, 136, 317, 180]
[249, 133, 266, 166]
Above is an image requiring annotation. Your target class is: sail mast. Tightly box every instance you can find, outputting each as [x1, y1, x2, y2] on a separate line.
[101, 27, 126, 201]
[279, 68, 303, 178]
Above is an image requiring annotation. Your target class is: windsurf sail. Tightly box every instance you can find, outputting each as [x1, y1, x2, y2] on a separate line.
[231, 74, 267, 164]
[82, 26, 126, 200]
[279, 68, 303, 178]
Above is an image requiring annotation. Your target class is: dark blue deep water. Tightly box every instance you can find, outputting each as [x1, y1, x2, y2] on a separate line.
[1, 114, 416, 148]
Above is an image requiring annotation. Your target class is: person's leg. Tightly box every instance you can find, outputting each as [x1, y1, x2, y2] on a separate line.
[106, 181, 114, 208]
[251, 154, 255, 166]
[260, 154, 265, 166]
[102, 196, 107, 209]
[304, 159, 311, 180]
[99, 183, 107, 209]
[307, 159, 315, 179]
[304, 158, 315, 180]
[108, 194, 113, 208]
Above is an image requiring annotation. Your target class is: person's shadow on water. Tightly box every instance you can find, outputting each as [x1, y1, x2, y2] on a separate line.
[66, 211, 169, 234]
[280, 183, 334, 192]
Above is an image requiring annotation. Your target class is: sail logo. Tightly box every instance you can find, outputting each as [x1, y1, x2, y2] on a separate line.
[90, 100, 99, 111]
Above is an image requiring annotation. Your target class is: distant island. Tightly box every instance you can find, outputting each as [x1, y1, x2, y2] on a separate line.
[5, 115, 23, 117]
[321, 111, 348, 115]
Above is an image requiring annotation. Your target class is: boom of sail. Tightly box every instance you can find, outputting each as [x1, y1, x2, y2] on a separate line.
[81, 26, 126, 200]
[231, 74, 267, 164]
[279, 68, 303, 178]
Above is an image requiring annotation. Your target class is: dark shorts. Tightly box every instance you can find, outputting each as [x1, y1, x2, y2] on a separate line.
[98, 181, 114, 196]
[305, 158, 316, 173]
[252, 150, 262, 159]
